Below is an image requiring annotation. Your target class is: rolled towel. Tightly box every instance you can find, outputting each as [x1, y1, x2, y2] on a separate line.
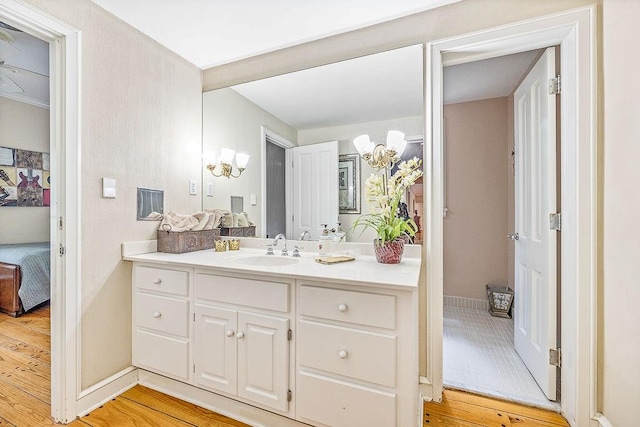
[159, 211, 199, 232]
[191, 212, 211, 231]
[242, 211, 254, 226]
[236, 212, 249, 227]
[220, 212, 234, 228]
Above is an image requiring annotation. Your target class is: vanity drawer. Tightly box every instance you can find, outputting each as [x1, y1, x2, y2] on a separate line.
[134, 329, 189, 381]
[135, 292, 189, 337]
[135, 265, 189, 296]
[195, 273, 289, 312]
[299, 286, 395, 329]
[297, 370, 396, 427]
[297, 320, 396, 387]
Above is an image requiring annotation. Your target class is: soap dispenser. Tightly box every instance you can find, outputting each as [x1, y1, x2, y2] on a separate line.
[319, 224, 333, 255]
[333, 221, 345, 244]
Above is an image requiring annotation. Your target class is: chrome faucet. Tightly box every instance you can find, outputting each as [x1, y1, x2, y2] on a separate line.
[272, 233, 288, 256]
[299, 230, 311, 241]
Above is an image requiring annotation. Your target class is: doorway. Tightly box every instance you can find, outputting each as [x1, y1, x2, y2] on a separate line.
[262, 127, 295, 239]
[423, 8, 597, 426]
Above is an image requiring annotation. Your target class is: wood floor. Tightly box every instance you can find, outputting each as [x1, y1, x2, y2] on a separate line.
[0, 305, 568, 426]
[424, 389, 569, 427]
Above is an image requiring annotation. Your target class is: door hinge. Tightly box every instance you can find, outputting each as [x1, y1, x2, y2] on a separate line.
[59, 244, 65, 256]
[549, 348, 562, 367]
[549, 212, 562, 231]
[287, 329, 292, 341]
[549, 75, 561, 95]
[287, 389, 292, 402]
[59, 216, 63, 230]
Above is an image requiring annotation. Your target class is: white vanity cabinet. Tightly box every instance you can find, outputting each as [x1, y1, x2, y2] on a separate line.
[193, 271, 292, 413]
[132, 264, 191, 382]
[296, 283, 415, 427]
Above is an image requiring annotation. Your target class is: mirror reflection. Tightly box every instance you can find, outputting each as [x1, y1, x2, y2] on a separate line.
[202, 44, 424, 241]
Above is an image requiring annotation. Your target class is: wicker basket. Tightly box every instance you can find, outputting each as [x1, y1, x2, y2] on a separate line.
[157, 229, 220, 254]
[486, 284, 514, 318]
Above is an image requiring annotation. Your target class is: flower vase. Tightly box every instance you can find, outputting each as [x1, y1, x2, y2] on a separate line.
[373, 238, 405, 264]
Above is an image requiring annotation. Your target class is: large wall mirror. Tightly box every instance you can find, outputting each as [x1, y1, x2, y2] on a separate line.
[202, 44, 424, 241]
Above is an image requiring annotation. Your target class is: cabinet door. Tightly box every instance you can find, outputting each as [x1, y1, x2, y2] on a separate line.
[237, 311, 289, 412]
[194, 304, 237, 395]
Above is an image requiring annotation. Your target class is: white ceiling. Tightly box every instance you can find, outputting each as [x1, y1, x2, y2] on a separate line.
[91, 0, 461, 69]
[0, 24, 49, 108]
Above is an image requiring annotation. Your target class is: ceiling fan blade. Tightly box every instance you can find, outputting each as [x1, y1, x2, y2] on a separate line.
[0, 69, 24, 93]
[0, 29, 20, 62]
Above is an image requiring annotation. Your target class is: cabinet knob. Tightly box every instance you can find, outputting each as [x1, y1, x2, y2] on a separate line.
[226, 330, 235, 338]
[237, 331, 245, 339]
[153, 312, 162, 318]
[338, 350, 348, 359]
[338, 304, 348, 312]
[153, 278, 162, 285]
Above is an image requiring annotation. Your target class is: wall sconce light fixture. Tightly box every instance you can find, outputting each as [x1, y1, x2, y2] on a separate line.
[206, 148, 249, 178]
[353, 130, 407, 170]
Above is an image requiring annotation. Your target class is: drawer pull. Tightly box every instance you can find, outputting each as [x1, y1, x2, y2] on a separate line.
[338, 303, 348, 312]
[226, 330, 235, 338]
[237, 331, 245, 339]
[153, 278, 162, 285]
[153, 312, 162, 318]
[338, 350, 348, 359]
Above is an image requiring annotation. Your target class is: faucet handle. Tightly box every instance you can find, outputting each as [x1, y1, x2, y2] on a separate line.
[262, 244, 274, 255]
[281, 247, 289, 256]
[292, 246, 303, 257]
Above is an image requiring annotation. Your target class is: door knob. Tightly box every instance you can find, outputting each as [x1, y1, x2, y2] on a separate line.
[338, 304, 348, 312]
[237, 331, 245, 339]
[153, 312, 162, 318]
[338, 350, 348, 359]
[226, 330, 235, 337]
[507, 233, 519, 241]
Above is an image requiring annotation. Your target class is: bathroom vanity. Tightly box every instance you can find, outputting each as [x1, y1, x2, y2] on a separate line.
[124, 240, 420, 427]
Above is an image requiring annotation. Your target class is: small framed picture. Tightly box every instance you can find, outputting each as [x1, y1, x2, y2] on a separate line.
[338, 154, 360, 214]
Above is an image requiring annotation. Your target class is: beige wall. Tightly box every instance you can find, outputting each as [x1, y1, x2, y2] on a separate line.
[21, 0, 203, 389]
[602, 0, 640, 424]
[443, 98, 510, 300]
[298, 116, 424, 243]
[0, 97, 50, 244]
[202, 88, 297, 237]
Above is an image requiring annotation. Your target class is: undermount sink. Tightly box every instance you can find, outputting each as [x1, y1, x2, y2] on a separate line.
[231, 255, 300, 267]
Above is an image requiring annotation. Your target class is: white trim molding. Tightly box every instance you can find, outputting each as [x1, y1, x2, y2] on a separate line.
[77, 367, 139, 417]
[424, 6, 597, 427]
[594, 413, 614, 427]
[0, 0, 82, 423]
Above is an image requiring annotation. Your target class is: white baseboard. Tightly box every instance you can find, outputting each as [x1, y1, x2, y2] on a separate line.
[139, 370, 302, 427]
[76, 367, 139, 417]
[594, 413, 614, 427]
[444, 295, 489, 311]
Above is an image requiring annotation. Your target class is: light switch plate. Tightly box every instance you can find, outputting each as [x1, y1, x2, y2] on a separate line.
[251, 193, 257, 205]
[102, 178, 116, 198]
[206, 182, 214, 197]
[189, 180, 197, 195]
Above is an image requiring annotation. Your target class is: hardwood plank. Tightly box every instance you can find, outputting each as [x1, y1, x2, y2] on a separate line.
[5, 314, 50, 336]
[0, 380, 55, 426]
[80, 397, 193, 427]
[122, 385, 249, 427]
[443, 390, 568, 426]
[424, 410, 484, 426]
[0, 320, 50, 351]
[425, 398, 513, 427]
[0, 341, 50, 403]
[0, 332, 50, 365]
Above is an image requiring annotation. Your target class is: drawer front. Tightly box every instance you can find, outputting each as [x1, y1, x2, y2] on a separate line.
[297, 370, 396, 427]
[195, 273, 289, 312]
[299, 286, 395, 329]
[297, 320, 396, 387]
[135, 292, 189, 337]
[135, 265, 189, 296]
[134, 329, 189, 381]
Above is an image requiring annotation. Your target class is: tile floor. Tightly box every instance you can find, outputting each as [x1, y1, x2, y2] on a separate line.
[443, 305, 560, 411]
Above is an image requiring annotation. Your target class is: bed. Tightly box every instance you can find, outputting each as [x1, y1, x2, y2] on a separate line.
[0, 242, 50, 317]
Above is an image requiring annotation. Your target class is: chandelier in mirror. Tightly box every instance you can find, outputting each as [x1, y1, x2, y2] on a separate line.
[353, 130, 407, 170]
[206, 148, 249, 178]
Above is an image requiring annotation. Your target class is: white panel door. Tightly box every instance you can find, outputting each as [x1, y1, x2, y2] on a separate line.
[292, 141, 338, 240]
[237, 311, 289, 412]
[193, 305, 237, 395]
[513, 47, 557, 400]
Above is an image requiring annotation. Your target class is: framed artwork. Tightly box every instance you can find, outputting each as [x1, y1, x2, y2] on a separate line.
[0, 146, 49, 207]
[338, 153, 360, 214]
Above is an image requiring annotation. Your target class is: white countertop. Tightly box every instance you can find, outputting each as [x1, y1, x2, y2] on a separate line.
[123, 244, 421, 291]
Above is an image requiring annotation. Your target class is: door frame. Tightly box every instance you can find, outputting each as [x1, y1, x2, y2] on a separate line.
[260, 126, 295, 239]
[0, 0, 81, 423]
[423, 7, 597, 426]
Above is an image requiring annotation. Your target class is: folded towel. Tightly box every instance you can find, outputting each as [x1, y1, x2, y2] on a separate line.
[158, 211, 199, 232]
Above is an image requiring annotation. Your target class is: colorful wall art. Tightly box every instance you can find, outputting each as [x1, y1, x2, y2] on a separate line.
[0, 146, 50, 207]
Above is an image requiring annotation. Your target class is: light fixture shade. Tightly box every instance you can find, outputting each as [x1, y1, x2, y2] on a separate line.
[353, 134, 374, 156]
[203, 151, 217, 166]
[219, 147, 235, 164]
[386, 130, 407, 157]
[235, 152, 250, 169]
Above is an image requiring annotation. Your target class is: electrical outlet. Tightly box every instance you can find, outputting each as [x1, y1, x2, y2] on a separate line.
[206, 182, 214, 197]
[189, 180, 197, 195]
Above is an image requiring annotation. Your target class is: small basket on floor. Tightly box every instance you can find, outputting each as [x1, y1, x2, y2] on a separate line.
[486, 284, 514, 318]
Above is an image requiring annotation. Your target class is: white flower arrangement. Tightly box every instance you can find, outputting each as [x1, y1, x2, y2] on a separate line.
[353, 157, 423, 244]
